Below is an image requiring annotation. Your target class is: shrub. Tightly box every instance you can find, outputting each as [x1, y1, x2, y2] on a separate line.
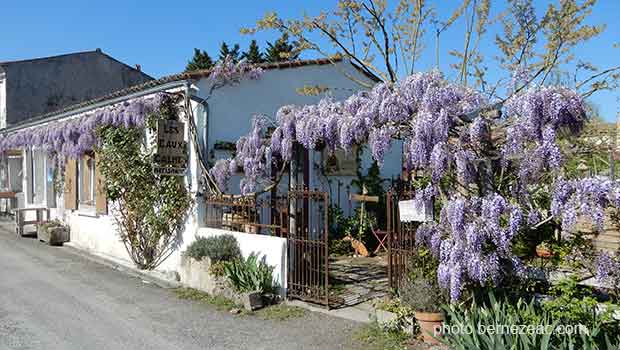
[184, 235, 241, 263]
[441, 293, 620, 350]
[400, 276, 445, 313]
[223, 253, 275, 294]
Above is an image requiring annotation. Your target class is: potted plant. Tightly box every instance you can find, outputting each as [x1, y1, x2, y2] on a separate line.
[400, 275, 446, 344]
[536, 241, 554, 258]
[37, 220, 70, 246]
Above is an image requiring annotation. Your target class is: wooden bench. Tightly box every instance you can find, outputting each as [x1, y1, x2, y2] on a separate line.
[14, 208, 50, 237]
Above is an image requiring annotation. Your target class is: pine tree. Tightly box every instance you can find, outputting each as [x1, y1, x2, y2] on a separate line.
[241, 40, 264, 64]
[218, 42, 240, 62]
[265, 33, 299, 63]
[185, 48, 214, 72]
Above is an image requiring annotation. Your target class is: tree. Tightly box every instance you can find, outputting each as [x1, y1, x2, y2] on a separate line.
[219, 42, 241, 62]
[242, 0, 619, 94]
[242, 40, 264, 64]
[265, 33, 299, 63]
[185, 48, 214, 72]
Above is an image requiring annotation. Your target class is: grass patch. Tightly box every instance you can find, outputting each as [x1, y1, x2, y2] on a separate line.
[354, 322, 410, 350]
[252, 304, 307, 321]
[174, 288, 239, 311]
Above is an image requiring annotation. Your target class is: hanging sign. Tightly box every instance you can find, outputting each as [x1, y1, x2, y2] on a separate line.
[153, 120, 188, 176]
[398, 199, 433, 222]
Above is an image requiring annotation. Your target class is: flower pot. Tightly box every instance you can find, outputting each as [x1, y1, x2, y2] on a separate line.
[536, 246, 553, 258]
[415, 311, 444, 344]
[241, 291, 263, 311]
[37, 224, 70, 246]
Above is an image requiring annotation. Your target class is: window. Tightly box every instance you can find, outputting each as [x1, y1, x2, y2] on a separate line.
[78, 153, 96, 207]
[322, 146, 358, 176]
[27, 149, 46, 205]
[7, 154, 23, 192]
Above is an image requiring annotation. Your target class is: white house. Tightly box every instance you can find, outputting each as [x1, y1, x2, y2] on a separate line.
[0, 57, 402, 291]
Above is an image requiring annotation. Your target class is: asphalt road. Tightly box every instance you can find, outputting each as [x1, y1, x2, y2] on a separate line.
[0, 223, 361, 350]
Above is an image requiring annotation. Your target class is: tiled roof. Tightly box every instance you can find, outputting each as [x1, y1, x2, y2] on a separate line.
[19, 57, 344, 126]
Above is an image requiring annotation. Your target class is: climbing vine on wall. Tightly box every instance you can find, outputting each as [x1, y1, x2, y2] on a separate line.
[96, 94, 193, 270]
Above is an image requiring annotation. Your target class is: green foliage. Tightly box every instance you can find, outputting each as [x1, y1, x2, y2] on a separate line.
[542, 277, 619, 340]
[265, 33, 299, 62]
[441, 294, 557, 350]
[174, 288, 239, 311]
[185, 48, 214, 72]
[253, 304, 306, 321]
[353, 321, 409, 350]
[184, 235, 241, 263]
[329, 238, 354, 256]
[223, 253, 275, 294]
[241, 40, 264, 64]
[96, 96, 193, 270]
[218, 42, 240, 62]
[400, 275, 445, 313]
[376, 298, 416, 334]
[442, 292, 620, 350]
[39, 219, 65, 231]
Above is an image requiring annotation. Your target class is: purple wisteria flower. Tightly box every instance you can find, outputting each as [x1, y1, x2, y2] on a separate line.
[417, 193, 525, 302]
[0, 93, 164, 161]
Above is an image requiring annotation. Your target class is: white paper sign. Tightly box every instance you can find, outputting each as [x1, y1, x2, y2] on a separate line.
[398, 199, 433, 222]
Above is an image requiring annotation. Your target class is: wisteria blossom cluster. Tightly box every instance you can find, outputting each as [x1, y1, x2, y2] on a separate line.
[0, 94, 164, 161]
[210, 116, 270, 194]
[208, 55, 263, 88]
[503, 86, 585, 187]
[595, 251, 620, 299]
[207, 68, 598, 301]
[0, 55, 263, 169]
[416, 193, 524, 301]
[551, 177, 620, 232]
[212, 70, 489, 194]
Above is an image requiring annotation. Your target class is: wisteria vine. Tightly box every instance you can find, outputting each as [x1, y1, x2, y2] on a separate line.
[208, 67, 620, 301]
[0, 55, 263, 171]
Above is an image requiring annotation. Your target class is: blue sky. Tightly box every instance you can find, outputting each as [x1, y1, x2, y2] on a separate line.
[1, 0, 618, 120]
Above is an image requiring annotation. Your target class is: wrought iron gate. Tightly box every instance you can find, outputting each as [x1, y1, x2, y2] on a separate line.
[286, 188, 330, 307]
[387, 185, 418, 291]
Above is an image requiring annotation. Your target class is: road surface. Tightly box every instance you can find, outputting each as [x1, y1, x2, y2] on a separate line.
[0, 223, 361, 350]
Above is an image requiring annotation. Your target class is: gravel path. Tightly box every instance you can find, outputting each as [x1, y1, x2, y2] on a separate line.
[0, 223, 362, 350]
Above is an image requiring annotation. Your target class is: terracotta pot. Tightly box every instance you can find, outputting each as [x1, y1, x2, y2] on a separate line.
[416, 311, 444, 345]
[536, 246, 553, 258]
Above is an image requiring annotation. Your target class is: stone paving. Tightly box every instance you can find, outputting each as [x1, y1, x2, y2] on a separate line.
[329, 254, 390, 308]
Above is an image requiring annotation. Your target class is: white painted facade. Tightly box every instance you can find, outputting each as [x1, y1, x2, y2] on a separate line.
[11, 60, 402, 281]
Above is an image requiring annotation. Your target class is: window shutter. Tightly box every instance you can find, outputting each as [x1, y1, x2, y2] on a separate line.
[94, 153, 107, 215]
[64, 158, 77, 210]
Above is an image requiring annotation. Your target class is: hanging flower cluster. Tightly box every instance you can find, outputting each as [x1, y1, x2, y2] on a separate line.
[208, 68, 596, 301]
[0, 55, 264, 165]
[213, 70, 488, 194]
[0, 94, 164, 160]
[551, 177, 620, 232]
[596, 251, 620, 296]
[416, 193, 524, 301]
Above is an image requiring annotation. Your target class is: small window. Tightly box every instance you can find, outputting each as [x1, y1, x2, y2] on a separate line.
[78, 153, 96, 206]
[27, 149, 46, 205]
[8, 154, 23, 192]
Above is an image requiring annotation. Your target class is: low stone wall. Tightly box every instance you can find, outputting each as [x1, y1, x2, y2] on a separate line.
[195, 228, 288, 294]
[178, 255, 227, 295]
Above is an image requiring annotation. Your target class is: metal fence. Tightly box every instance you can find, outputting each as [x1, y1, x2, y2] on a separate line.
[203, 193, 289, 237]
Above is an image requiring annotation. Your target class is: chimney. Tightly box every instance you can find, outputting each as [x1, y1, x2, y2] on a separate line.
[135, 64, 141, 72]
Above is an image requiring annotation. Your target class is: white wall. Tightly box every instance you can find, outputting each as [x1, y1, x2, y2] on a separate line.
[14, 60, 400, 281]
[196, 61, 403, 217]
[0, 71, 6, 129]
[196, 227, 287, 291]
